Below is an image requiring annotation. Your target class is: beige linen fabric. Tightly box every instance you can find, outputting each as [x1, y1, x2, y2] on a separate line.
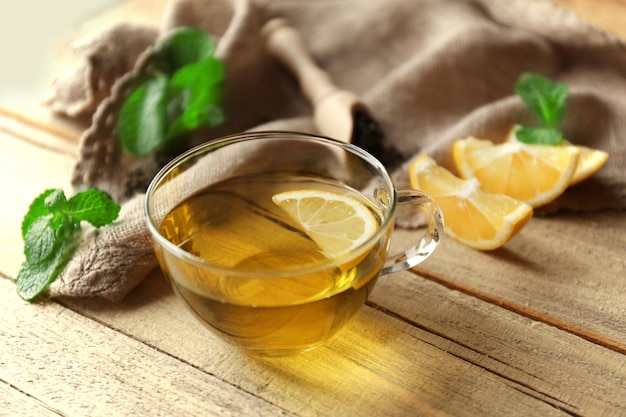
[46, 0, 626, 301]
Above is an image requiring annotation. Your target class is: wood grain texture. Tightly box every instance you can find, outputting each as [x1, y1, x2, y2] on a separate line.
[553, 0, 626, 38]
[60, 269, 626, 416]
[0, 384, 63, 417]
[403, 211, 626, 353]
[0, 278, 296, 417]
[0, 114, 76, 279]
[369, 268, 626, 415]
[57, 273, 626, 416]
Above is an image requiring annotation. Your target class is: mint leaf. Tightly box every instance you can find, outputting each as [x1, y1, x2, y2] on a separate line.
[514, 73, 570, 145]
[167, 57, 225, 139]
[21, 189, 56, 239]
[23, 215, 75, 264]
[515, 126, 563, 145]
[117, 28, 225, 158]
[44, 189, 68, 212]
[65, 189, 121, 227]
[170, 57, 224, 112]
[17, 188, 120, 302]
[17, 239, 77, 302]
[162, 28, 217, 71]
[118, 75, 170, 156]
[515, 72, 568, 128]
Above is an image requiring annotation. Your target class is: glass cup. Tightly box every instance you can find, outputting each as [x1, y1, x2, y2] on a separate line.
[145, 131, 443, 356]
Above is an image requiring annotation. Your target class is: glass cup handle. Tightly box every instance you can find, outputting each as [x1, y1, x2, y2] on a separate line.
[380, 189, 444, 276]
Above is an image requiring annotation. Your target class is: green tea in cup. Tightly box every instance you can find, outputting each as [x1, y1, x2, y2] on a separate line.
[145, 132, 443, 356]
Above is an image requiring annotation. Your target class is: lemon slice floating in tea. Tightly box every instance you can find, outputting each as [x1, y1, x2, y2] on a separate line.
[452, 136, 580, 207]
[272, 190, 379, 258]
[409, 154, 533, 250]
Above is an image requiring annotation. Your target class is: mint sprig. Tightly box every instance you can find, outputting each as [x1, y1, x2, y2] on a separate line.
[117, 28, 225, 157]
[17, 189, 120, 302]
[514, 72, 569, 145]
[514, 126, 563, 145]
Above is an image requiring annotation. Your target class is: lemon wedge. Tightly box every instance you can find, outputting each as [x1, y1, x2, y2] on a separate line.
[409, 155, 533, 250]
[452, 136, 580, 207]
[505, 126, 609, 186]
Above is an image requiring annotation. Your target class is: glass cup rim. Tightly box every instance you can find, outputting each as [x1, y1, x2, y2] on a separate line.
[144, 131, 398, 278]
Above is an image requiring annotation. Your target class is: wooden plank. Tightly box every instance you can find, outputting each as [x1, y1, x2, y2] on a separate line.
[0, 278, 298, 417]
[553, 0, 626, 38]
[61, 268, 626, 416]
[0, 383, 62, 417]
[0, 116, 76, 279]
[369, 270, 626, 416]
[403, 211, 626, 353]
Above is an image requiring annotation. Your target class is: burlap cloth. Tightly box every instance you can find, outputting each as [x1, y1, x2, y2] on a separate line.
[44, 0, 626, 301]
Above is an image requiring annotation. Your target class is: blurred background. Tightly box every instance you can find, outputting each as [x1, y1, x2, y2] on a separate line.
[0, 0, 120, 104]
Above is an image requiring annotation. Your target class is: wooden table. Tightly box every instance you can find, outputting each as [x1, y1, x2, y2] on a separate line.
[2, 1, 625, 416]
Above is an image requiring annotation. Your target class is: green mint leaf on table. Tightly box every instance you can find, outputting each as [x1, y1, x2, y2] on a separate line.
[17, 189, 120, 302]
[514, 72, 569, 145]
[64, 188, 122, 227]
[43, 188, 68, 211]
[21, 189, 58, 238]
[17, 239, 78, 303]
[23, 215, 75, 265]
[117, 28, 225, 157]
